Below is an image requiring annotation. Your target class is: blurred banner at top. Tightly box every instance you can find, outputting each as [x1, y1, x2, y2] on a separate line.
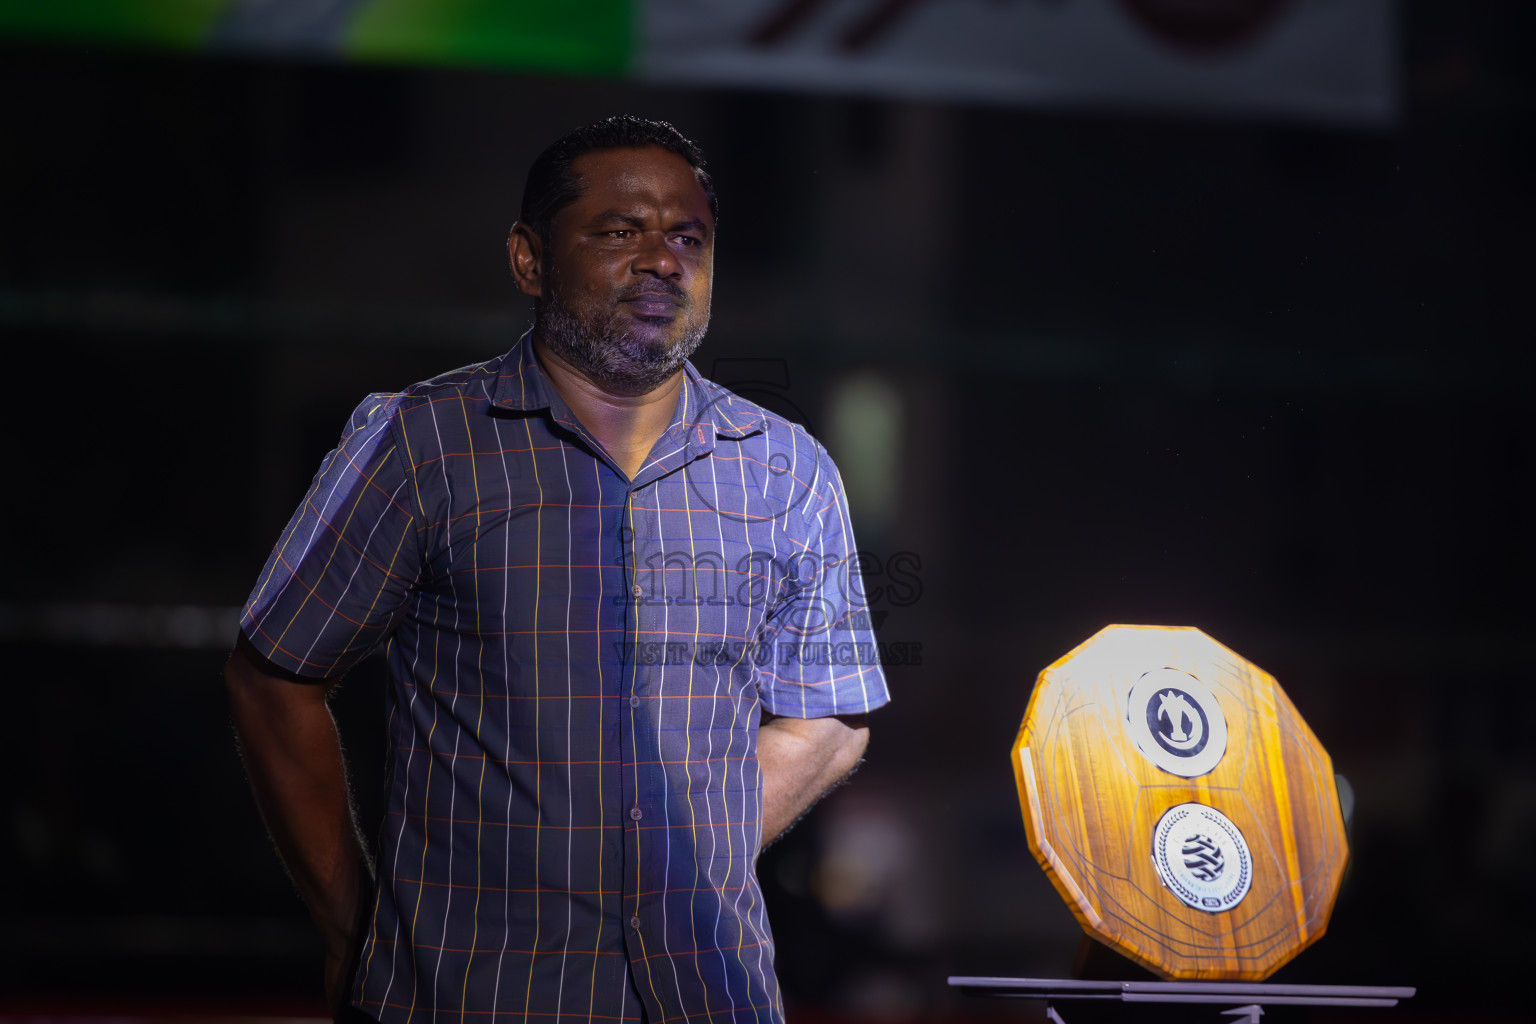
[1, 0, 1395, 125]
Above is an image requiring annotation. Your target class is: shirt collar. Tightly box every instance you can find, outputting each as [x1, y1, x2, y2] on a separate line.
[490, 331, 767, 446]
[489, 330, 563, 414]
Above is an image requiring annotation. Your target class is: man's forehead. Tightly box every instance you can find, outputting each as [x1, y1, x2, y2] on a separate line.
[566, 146, 712, 220]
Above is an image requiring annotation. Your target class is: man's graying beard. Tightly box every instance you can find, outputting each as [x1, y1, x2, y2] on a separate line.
[537, 269, 710, 397]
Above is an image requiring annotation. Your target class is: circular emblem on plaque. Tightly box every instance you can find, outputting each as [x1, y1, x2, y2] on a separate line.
[1151, 802, 1252, 913]
[1126, 668, 1228, 777]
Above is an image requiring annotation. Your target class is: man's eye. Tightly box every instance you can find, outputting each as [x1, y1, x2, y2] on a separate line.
[606, 230, 633, 239]
[672, 235, 702, 247]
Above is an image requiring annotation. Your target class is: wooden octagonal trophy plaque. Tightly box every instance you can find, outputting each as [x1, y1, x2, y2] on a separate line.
[952, 625, 1413, 1019]
[1012, 625, 1346, 980]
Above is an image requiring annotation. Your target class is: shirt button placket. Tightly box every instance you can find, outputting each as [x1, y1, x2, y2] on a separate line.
[629, 801, 644, 939]
[628, 578, 644, 709]
[623, 507, 646, 957]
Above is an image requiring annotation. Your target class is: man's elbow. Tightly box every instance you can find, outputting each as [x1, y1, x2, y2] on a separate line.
[833, 717, 870, 776]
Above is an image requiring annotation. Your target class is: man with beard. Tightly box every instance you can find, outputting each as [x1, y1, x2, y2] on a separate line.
[225, 116, 889, 1024]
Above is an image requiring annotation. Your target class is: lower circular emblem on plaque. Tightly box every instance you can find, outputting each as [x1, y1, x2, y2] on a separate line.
[1126, 667, 1228, 777]
[1152, 802, 1252, 913]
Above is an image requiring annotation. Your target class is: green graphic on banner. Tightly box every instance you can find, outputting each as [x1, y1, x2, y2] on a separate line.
[0, 0, 632, 75]
[0, 1, 224, 48]
[349, 0, 628, 74]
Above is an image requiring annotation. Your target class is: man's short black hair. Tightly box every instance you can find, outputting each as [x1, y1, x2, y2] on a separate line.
[519, 115, 718, 244]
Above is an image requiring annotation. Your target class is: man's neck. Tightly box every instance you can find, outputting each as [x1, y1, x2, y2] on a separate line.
[532, 334, 686, 481]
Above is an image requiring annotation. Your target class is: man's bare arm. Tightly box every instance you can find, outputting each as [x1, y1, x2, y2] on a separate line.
[758, 713, 869, 848]
[224, 637, 369, 1012]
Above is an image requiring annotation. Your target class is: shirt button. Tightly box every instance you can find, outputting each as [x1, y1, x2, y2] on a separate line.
[631, 585, 643, 599]
[630, 807, 643, 820]
[630, 695, 641, 708]
[630, 916, 641, 930]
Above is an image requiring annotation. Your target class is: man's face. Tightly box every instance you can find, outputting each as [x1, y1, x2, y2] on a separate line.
[534, 145, 714, 396]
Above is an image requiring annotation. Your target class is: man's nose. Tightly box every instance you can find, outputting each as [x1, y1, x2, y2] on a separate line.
[631, 232, 681, 279]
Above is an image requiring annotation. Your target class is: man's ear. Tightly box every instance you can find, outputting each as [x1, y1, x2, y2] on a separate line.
[508, 221, 544, 299]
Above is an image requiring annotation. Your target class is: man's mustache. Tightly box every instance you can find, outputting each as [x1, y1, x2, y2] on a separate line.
[618, 281, 688, 305]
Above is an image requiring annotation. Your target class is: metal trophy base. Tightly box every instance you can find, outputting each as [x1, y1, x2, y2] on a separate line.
[949, 977, 1416, 1023]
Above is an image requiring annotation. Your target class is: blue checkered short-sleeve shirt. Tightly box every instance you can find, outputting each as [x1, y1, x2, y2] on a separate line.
[241, 333, 890, 1023]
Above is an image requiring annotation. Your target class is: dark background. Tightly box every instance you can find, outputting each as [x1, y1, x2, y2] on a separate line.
[1, 2, 1531, 1019]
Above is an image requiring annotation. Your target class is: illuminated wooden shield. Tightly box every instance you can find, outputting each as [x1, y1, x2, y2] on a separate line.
[1012, 625, 1348, 980]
